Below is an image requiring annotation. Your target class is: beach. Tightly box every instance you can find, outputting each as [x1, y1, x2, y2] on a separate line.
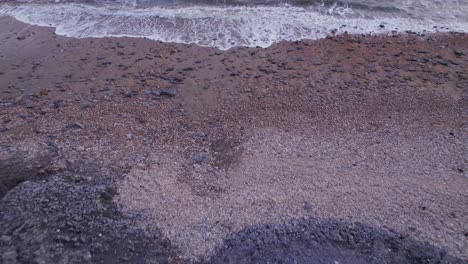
[0, 14, 467, 263]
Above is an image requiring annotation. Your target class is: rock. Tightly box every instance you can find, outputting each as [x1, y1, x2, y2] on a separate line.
[66, 122, 84, 130]
[126, 133, 133, 140]
[52, 100, 61, 109]
[153, 88, 177, 97]
[25, 102, 35, 109]
[0, 128, 9, 133]
[124, 91, 137, 98]
[454, 50, 465, 56]
[437, 60, 449, 66]
[172, 77, 184, 83]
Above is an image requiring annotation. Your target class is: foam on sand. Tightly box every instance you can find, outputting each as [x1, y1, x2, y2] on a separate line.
[1, 1, 468, 49]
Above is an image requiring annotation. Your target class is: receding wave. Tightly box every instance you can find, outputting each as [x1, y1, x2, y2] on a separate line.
[1, 0, 468, 49]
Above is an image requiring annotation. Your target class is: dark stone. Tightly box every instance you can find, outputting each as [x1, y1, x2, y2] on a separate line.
[437, 60, 449, 66]
[171, 77, 184, 83]
[454, 50, 465, 56]
[65, 122, 84, 130]
[159, 88, 177, 97]
[123, 91, 137, 98]
[0, 174, 181, 263]
[52, 100, 61, 109]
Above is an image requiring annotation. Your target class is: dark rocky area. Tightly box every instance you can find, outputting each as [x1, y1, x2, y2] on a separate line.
[1, 172, 465, 264]
[206, 220, 465, 264]
[0, 173, 181, 263]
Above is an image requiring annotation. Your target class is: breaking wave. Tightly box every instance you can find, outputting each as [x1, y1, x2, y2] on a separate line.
[1, 0, 468, 49]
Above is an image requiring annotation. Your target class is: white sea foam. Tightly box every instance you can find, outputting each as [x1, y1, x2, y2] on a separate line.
[1, 2, 468, 49]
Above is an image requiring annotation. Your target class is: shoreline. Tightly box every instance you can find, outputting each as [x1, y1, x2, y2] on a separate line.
[2, 1, 468, 50]
[1, 15, 467, 262]
[1, 15, 466, 105]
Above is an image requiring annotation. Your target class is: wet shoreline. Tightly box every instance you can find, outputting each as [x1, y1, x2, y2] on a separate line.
[2, 0, 468, 50]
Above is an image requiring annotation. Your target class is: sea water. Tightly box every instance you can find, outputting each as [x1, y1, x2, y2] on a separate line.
[1, 0, 467, 49]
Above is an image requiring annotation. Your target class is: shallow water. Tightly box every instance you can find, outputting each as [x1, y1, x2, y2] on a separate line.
[2, 0, 468, 49]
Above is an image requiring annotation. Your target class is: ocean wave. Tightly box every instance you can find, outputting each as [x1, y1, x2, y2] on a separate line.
[1, 1, 467, 49]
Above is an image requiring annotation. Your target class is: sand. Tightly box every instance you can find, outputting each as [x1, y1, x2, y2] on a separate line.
[0, 15, 467, 263]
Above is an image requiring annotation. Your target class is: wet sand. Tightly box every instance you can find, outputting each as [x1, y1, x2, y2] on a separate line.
[0, 15, 467, 263]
